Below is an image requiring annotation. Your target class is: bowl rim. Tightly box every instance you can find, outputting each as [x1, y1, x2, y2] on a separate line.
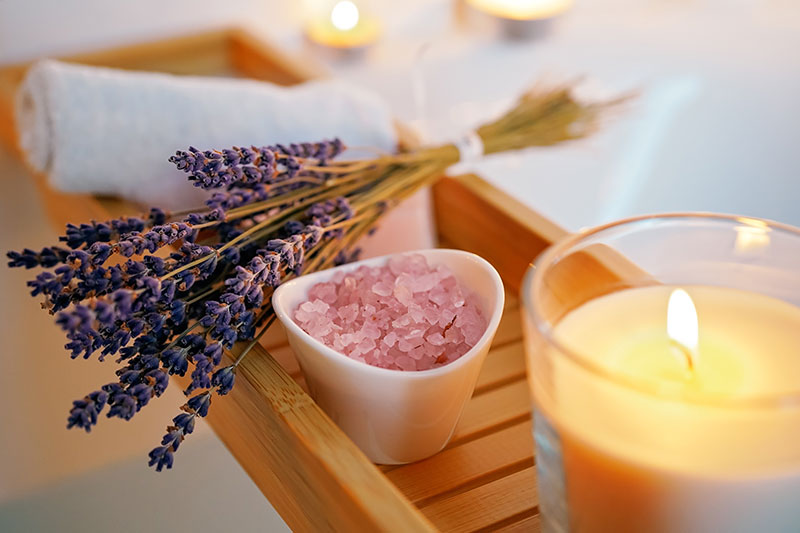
[272, 248, 505, 380]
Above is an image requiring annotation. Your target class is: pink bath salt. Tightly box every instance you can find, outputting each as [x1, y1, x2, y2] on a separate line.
[308, 281, 338, 304]
[393, 283, 413, 307]
[293, 253, 487, 371]
[337, 303, 359, 322]
[371, 281, 393, 297]
[383, 331, 398, 347]
[426, 332, 446, 346]
[409, 345, 426, 361]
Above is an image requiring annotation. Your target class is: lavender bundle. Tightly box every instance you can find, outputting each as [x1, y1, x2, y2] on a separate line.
[7, 85, 615, 471]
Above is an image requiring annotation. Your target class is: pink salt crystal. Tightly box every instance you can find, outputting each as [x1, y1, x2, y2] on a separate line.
[337, 303, 359, 322]
[449, 287, 465, 308]
[361, 323, 381, 340]
[392, 315, 411, 328]
[311, 300, 329, 314]
[463, 325, 483, 346]
[410, 272, 439, 293]
[438, 308, 456, 328]
[409, 345, 426, 360]
[429, 287, 449, 307]
[372, 281, 392, 297]
[393, 283, 413, 306]
[417, 357, 437, 371]
[383, 331, 398, 347]
[408, 306, 425, 324]
[423, 343, 440, 357]
[395, 355, 416, 371]
[407, 328, 425, 344]
[423, 308, 440, 325]
[293, 253, 488, 371]
[308, 281, 337, 304]
[356, 337, 376, 355]
[426, 332, 446, 346]
[397, 338, 415, 352]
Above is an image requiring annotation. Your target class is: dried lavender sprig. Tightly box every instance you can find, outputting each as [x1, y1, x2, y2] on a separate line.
[10, 85, 617, 473]
[168, 139, 344, 191]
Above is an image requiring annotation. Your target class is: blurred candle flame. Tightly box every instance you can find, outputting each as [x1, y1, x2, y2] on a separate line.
[331, 1, 359, 31]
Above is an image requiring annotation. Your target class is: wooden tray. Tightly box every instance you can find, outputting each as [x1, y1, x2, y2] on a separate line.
[0, 29, 579, 531]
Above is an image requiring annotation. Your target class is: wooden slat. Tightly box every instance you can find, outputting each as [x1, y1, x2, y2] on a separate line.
[204, 343, 436, 532]
[433, 174, 569, 294]
[386, 421, 534, 506]
[229, 29, 321, 86]
[504, 290, 520, 310]
[268, 342, 302, 378]
[495, 514, 542, 532]
[492, 305, 523, 347]
[420, 467, 539, 533]
[259, 321, 290, 350]
[474, 341, 526, 395]
[450, 380, 531, 446]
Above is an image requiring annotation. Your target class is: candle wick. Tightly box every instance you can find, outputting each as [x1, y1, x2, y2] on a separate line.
[669, 339, 695, 375]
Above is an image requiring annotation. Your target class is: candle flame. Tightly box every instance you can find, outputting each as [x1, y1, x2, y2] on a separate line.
[331, 1, 359, 31]
[667, 289, 699, 373]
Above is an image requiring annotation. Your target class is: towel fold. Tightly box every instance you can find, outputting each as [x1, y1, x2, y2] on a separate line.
[15, 60, 397, 209]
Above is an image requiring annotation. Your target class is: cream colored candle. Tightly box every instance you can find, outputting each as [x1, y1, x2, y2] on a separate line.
[530, 285, 800, 533]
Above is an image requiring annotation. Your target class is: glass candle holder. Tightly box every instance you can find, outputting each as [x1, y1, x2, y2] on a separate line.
[521, 213, 800, 533]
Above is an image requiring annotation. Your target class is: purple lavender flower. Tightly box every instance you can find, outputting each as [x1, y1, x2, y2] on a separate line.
[148, 446, 174, 471]
[15, 136, 363, 472]
[169, 139, 344, 191]
[185, 391, 212, 417]
[211, 365, 236, 395]
[6, 247, 70, 269]
[67, 390, 108, 432]
[274, 139, 345, 160]
[185, 356, 213, 393]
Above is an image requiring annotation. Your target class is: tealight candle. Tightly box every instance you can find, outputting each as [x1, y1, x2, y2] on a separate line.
[464, 0, 572, 39]
[523, 214, 800, 533]
[305, 0, 380, 51]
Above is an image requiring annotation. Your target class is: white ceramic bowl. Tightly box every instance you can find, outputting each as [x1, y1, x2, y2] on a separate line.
[272, 249, 505, 464]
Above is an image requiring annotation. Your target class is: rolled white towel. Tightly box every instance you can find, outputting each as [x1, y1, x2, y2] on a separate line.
[15, 59, 397, 209]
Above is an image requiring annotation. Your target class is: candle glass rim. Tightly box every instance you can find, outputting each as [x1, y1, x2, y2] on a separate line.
[524, 211, 800, 410]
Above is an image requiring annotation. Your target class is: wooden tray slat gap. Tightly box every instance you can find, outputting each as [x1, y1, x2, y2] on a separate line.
[419, 467, 539, 533]
[472, 374, 527, 399]
[475, 508, 541, 533]
[386, 421, 534, 505]
[493, 513, 543, 533]
[490, 306, 523, 347]
[447, 412, 531, 451]
[415, 457, 534, 510]
[449, 380, 532, 446]
[473, 340, 526, 397]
